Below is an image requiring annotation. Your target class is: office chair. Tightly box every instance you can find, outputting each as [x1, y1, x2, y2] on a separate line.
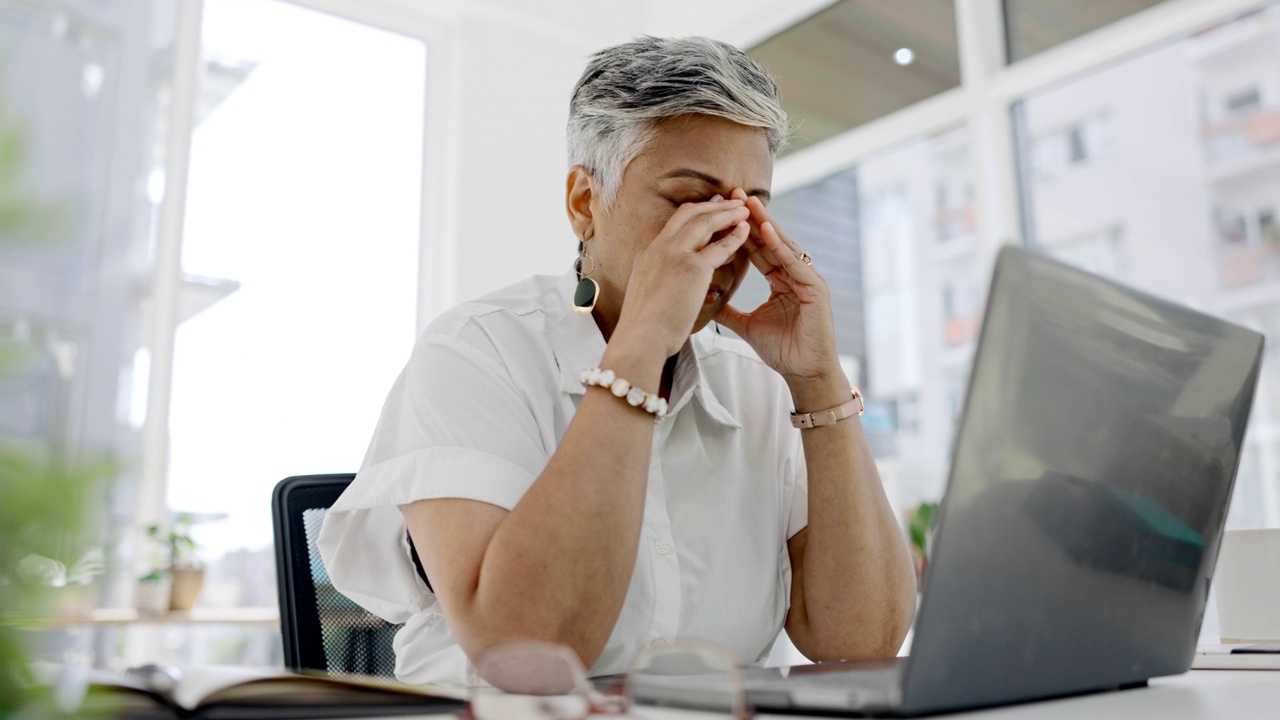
[272, 473, 398, 677]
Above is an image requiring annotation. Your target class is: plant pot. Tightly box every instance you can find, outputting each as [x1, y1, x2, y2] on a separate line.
[135, 578, 171, 614]
[169, 567, 204, 611]
[53, 583, 100, 617]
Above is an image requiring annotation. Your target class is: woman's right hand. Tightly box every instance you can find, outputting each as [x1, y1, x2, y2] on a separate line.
[611, 197, 751, 359]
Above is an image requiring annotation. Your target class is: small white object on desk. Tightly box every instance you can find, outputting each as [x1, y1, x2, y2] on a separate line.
[1192, 642, 1280, 670]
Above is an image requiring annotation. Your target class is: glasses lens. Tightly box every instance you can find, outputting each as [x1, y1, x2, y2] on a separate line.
[469, 640, 596, 720]
[473, 640, 585, 695]
[469, 687, 589, 720]
[625, 644, 744, 718]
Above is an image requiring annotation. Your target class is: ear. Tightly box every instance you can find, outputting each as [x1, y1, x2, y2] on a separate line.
[566, 165, 596, 242]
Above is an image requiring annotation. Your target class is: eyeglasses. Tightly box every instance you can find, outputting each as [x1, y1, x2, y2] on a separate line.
[466, 639, 751, 719]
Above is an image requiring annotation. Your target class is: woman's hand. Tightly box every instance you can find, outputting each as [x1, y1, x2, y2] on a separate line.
[715, 188, 841, 384]
[613, 197, 751, 359]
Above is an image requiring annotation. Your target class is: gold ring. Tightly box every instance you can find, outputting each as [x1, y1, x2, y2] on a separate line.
[797, 250, 812, 265]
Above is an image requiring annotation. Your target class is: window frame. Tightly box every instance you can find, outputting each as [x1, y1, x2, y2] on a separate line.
[139, 0, 455, 529]
[138, 0, 1280, 538]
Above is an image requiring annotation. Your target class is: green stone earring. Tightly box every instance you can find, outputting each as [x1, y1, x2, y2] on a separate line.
[573, 245, 599, 315]
[573, 276, 599, 315]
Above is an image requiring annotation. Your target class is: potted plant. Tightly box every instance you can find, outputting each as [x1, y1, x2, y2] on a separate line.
[134, 568, 172, 614]
[146, 516, 205, 612]
[907, 501, 939, 585]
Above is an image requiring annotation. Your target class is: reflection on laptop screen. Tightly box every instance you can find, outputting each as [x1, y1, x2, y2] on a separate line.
[902, 247, 1265, 713]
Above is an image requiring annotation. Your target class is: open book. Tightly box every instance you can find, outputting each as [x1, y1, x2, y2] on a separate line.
[47, 664, 466, 719]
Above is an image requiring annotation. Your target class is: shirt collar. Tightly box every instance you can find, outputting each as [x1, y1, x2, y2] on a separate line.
[547, 269, 741, 429]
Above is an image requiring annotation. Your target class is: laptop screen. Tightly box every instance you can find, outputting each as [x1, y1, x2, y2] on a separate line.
[903, 246, 1264, 713]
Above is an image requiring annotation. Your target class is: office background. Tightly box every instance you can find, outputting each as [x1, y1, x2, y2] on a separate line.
[2, 0, 1278, 669]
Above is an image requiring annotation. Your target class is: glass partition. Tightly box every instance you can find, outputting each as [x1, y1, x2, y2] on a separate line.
[1004, 0, 1169, 62]
[1015, 4, 1280, 531]
[159, 0, 426, 664]
[744, 126, 977, 514]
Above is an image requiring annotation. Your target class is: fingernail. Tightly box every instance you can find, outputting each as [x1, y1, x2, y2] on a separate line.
[712, 194, 724, 201]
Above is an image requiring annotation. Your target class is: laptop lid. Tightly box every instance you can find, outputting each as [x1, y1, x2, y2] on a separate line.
[899, 246, 1264, 714]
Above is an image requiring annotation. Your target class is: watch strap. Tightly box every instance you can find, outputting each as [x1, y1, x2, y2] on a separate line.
[790, 387, 865, 429]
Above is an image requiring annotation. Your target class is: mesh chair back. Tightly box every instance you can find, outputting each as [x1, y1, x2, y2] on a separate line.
[272, 474, 398, 677]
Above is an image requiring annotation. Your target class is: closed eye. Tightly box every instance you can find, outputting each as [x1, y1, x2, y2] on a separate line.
[664, 195, 715, 207]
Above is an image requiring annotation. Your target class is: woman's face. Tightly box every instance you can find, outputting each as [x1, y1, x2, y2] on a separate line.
[578, 114, 773, 336]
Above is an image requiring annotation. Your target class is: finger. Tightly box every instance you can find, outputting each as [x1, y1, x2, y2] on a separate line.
[743, 233, 785, 278]
[714, 302, 750, 336]
[698, 220, 750, 268]
[666, 200, 750, 250]
[744, 233, 780, 268]
[760, 219, 819, 278]
[747, 196, 807, 261]
[668, 196, 741, 222]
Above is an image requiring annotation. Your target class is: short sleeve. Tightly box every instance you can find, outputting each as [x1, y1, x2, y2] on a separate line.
[318, 316, 553, 623]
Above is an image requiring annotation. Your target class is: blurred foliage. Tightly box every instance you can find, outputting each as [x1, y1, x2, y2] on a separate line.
[0, 452, 113, 716]
[147, 521, 201, 572]
[0, 72, 104, 715]
[0, 82, 74, 246]
[908, 501, 939, 555]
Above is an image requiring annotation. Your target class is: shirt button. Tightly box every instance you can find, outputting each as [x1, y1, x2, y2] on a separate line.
[650, 638, 668, 649]
[654, 540, 672, 555]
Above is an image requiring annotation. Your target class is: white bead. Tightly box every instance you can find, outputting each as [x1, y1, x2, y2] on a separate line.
[627, 387, 646, 406]
[579, 369, 591, 385]
[586, 368, 601, 385]
[599, 369, 616, 387]
[610, 377, 630, 397]
[644, 394, 661, 413]
[655, 398, 668, 416]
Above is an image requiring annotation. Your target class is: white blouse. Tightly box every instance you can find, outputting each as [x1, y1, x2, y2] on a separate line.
[318, 270, 809, 686]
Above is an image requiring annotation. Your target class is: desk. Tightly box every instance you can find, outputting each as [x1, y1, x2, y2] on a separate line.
[844, 670, 1279, 720]
[362, 670, 1278, 720]
[18, 607, 279, 627]
[2, 608, 279, 628]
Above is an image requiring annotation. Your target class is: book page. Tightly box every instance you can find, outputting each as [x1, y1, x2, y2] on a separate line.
[175, 665, 465, 710]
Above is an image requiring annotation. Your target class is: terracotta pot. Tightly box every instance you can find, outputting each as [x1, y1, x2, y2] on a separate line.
[169, 568, 205, 611]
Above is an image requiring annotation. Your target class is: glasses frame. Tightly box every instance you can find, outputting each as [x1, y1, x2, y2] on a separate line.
[466, 638, 753, 719]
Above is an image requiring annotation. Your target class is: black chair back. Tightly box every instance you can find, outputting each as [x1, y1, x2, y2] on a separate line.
[272, 473, 398, 676]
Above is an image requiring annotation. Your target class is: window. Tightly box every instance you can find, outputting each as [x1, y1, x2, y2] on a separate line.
[1004, 0, 1170, 62]
[163, 0, 426, 656]
[0, 0, 172, 617]
[1016, 5, 1280, 531]
[756, 126, 977, 513]
[1226, 86, 1262, 113]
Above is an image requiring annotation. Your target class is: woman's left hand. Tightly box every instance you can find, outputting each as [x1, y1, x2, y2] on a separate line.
[715, 188, 842, 384]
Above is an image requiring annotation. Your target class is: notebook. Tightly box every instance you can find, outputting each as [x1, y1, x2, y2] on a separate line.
[34, 662, 466, 719]
[648, 246, 1266, 716]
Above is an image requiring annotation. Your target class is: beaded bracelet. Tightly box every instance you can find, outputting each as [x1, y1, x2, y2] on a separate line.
[579, 367, 668, 423]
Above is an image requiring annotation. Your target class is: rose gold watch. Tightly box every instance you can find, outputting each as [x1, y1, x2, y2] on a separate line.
[790, 386, 865, 429]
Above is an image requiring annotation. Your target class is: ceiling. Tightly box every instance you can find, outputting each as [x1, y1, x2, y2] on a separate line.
[748, 0, 961, 155]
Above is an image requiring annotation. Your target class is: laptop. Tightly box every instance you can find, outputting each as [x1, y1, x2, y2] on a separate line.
[635, 246, 1266, 716]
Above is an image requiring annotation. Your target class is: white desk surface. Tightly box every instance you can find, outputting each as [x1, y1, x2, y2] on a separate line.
[368, 669, 1278, 720]
[825, 669, 1279, 720]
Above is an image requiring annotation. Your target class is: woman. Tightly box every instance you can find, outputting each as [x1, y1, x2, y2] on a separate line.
[318, 35, 915, 686]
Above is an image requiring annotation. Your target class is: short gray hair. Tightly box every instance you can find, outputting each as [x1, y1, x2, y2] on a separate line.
[568, 36, 790, 208]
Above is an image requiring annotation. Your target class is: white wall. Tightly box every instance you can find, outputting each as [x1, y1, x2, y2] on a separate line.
[425, 19, 614, 319]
